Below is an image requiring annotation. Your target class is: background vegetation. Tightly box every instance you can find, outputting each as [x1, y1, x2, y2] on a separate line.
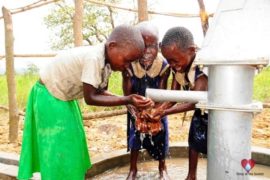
[0, 66, 269, 112]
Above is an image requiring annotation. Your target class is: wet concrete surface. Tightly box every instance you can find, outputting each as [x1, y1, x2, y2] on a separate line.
[91, 158, 270, 180]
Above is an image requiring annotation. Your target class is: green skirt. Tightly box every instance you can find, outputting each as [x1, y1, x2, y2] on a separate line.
[18, 82, 91, 180]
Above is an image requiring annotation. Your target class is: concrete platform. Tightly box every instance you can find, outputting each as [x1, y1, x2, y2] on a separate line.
[0, 143, 269, 179]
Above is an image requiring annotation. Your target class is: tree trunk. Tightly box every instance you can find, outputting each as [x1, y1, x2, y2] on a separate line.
[137, 0, 148, 22]
[2, 7, 19, 142]
[73, 0, 84, 47]
[197, 0, 209, 36]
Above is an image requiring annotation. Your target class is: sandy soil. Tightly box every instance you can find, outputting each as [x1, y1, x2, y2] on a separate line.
[0, 108, 269, 158]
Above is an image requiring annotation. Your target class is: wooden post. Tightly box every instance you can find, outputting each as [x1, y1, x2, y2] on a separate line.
[197, 0, 209, 36]
[137, 0, 148, 22]
[73, 0, 84, 46]
[2, 7, 19, 142]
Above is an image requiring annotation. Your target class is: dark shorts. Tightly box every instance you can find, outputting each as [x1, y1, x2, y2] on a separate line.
[188, 109, 208, 154]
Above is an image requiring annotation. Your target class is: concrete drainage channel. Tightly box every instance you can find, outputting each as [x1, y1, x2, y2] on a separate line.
[0, 143, 270, 179]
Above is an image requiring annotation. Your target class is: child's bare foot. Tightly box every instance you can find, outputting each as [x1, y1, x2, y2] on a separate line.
[185, 175, 196, 180]
[126, 170, 137, 180]
[159, 170, 170, 180]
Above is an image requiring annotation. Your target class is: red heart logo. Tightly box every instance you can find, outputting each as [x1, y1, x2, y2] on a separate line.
[241, 159, 255, 172]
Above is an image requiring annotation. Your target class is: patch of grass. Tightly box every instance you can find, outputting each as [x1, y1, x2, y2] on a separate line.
[253, 66, 270, 102]
[108, 72, 123, 96]
[80, 72, 124, 112]
[0, 72, 124, 112]
[0, 74, 39, 109]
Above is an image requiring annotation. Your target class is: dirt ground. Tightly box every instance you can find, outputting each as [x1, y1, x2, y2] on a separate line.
[0, 108, 269, 158]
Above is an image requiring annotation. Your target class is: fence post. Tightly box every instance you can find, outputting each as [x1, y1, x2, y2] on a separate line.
[2, 6, 19, 142]
[73, 0, 84, 47]
[197, 0, 209, 36]
[137, 0, 148, 22]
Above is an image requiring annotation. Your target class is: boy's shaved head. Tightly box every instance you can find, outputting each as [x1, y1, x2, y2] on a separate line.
[107, 24, 145, 51]
[106, 25, 145, 71]
[161, 27, 196, 73]
[136, 21, 159, 39]
[161, 26, 194, 51]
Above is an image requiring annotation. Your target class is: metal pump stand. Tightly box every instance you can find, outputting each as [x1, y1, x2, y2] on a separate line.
[147, 0, 270, 179]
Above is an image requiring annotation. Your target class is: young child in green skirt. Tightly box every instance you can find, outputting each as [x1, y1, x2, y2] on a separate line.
[18, 25, 153, 180]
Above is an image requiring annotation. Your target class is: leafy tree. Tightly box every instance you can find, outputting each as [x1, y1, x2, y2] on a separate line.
[25, 63, 40, 75]
[44, 0, 119, 50]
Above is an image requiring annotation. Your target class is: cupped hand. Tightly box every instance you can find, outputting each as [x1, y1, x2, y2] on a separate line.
[148, 107, 165, 122]
[138, 108, 164, 122]
[129, 94, 154, 109]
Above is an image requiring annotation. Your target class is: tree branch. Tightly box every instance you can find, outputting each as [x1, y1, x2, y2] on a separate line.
[93, 25, 104, 42]
[85, 0, 214, 18]
[0, 54, 56, 59]
[0, 0, 62, 20]
[107, 6, 115, 29]
[56, 3, 73, 19]
[85, 38, 93, 45]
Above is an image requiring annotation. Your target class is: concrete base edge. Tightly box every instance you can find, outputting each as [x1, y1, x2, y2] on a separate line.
[0, 143, 269, 179]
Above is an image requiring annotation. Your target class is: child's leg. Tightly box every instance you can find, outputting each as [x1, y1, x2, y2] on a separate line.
[159, 159, 166, 171]
[159, 159, 170, 179]
[186, 110, 208, 180]
[158, 117, 169, 179]
[185, 148, 199, 180]
[127, 150, 139, 180]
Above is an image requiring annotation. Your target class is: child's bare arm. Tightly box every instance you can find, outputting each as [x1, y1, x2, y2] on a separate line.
[142, 67, 171, 120]
[149, 73, 180, 119]
[83, 83, 153, 108]
[122, 70, 133, 96]
[99, 90, 114, 96]
[122, 70, 139, 114]
[163, 74, 208, 116]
